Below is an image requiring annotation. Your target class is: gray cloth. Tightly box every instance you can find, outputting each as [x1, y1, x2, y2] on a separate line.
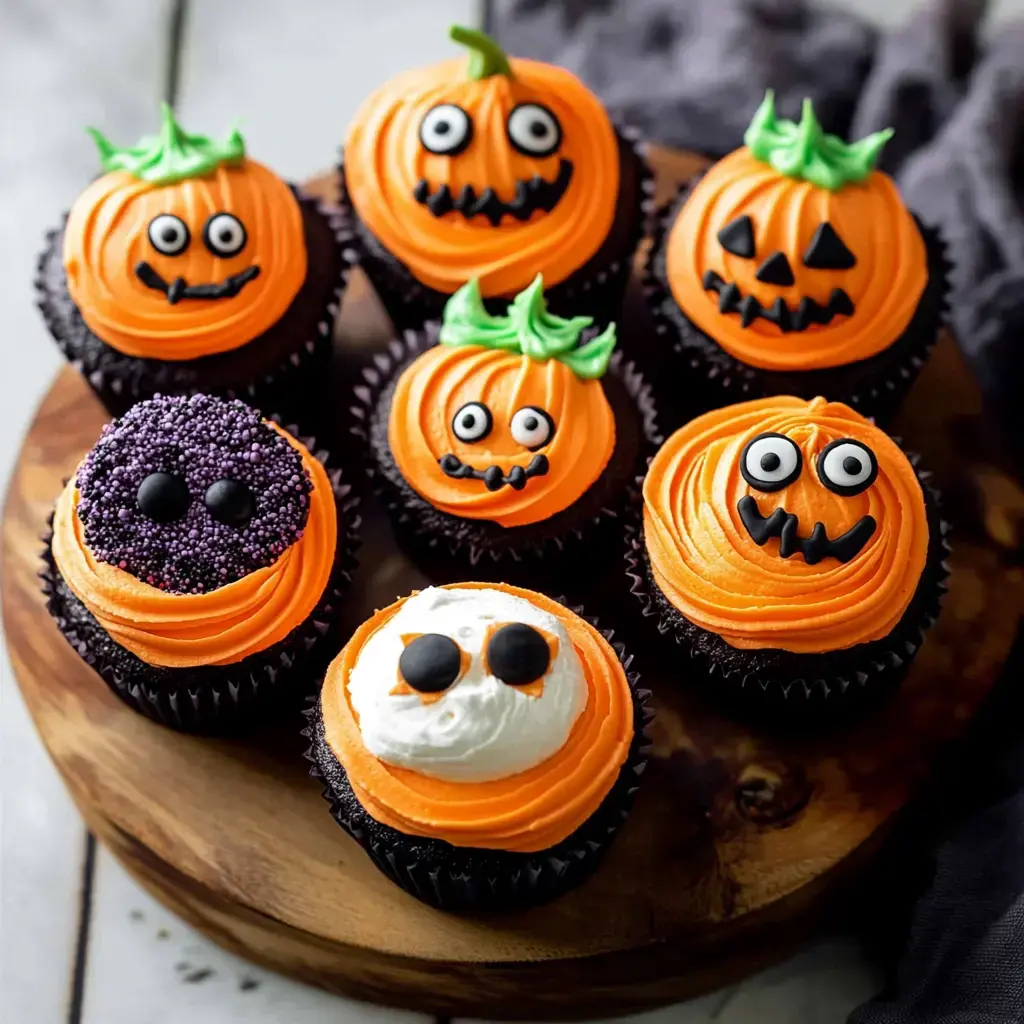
[493, 0, 1024, 462]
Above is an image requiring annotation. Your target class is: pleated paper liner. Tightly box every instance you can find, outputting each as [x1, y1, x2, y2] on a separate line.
[35, 189, 357, 426]
[40, 427, 361, 736]
[303, 603, 653, 912]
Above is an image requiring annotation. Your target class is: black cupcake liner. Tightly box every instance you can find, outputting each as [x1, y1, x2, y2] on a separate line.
[302, 601, 653, 912]
[642, 181, 953, 425]
[40, 427, 361, 735]
[338, 125, 655, 334]
[624, 453, 951, 721]
[348, 322, 662, 574]
[35, 189, 358, 423]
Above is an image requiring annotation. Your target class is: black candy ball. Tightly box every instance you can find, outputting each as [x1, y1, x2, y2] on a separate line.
[486, 622, 550, 686]
[399, 633, 463, 693]
[136, 472, 190, 523]
[204, 479, 255, 527]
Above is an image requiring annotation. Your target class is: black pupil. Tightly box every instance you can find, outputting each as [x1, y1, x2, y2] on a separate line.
[435, 120, 451, 135]
[161, 226, 179, 243]
[218, 228, 233, 243]
[523, 415, 539, 432]
[486, 623, 550, 686]
[204, 479, 255, 527]
[529, 120, 548, 137]
[842, 455, 863, 476]
[760, 452, 782, 473]
[462, 413, 476, 428]
[399, 633, 462, 693]
[136, 472, 190, 523]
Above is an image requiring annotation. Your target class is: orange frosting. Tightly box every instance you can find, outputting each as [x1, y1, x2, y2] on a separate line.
[665, 147, 927, 370]
[63, 160, 307, 360]
[344, 56, 619, 297]
[388, 344, 616, 527]
[643, 396, 929, 654]
[51, 426, 336, 668]
[321, 583, 634, 852]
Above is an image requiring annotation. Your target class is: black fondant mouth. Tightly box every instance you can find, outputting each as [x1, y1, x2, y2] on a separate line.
[703, 270, 854, 333]
[413, 160, 574, 226]
[135, 261, 262, 304]
[738, 495, 876, 565]
[439, 453, 549, 491]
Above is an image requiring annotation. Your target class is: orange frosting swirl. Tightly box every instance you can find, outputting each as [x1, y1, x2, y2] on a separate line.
[344, 56, 619, 297]
[321, 582, 634, 853]
[63, 160, 307, 360]
[643, 396, 929, 654]
[388, 344, 616, 527]
[51, 428, 337, 668]
[665, 148, 927, 370]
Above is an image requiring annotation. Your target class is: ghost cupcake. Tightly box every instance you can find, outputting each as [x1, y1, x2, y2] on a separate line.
[42, 393, 359, 732]
[308, 583, 650, 910]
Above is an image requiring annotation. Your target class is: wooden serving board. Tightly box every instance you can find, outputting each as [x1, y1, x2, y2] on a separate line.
[3, 149, 1023, 1021]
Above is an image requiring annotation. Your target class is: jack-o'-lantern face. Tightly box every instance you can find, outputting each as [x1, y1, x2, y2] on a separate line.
[343, 26, 620, 297]
[388, 276, 617, 528]
[664, 92, 928, 372]
[63, 104, 307, 361]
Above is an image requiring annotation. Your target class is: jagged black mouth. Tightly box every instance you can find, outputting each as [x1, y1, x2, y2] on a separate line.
[439, 453, 549, 492]
[738, 495, 876, 565]
[413, 160, 574, 226]
[703, 270, 855, 333]
[135, 261, 261, 304]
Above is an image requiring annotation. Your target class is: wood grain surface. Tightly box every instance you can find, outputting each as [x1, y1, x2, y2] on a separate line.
[3, 148, 1023, 1021]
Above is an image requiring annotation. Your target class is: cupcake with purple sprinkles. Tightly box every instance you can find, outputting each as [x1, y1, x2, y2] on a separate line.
[42, 392, 359, 732]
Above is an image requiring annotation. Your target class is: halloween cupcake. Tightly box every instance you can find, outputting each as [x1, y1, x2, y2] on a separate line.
[42, 393, 359, 733]
[37, 104, 353, 417]
[308, 582, 650, 910]
[645, 93, 949, 421]
[626, 396, 949, 712]
[340, 25, 651, 331]
[352, 275, 659, 568]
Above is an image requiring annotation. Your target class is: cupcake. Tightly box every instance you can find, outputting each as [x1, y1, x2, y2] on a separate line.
[645, 92, 950, 422]
[42, 393, 359, 733]
[352, 275, 659, 568]
[308, 582, 650, 910]
[37, 104, 353, 417]
[340, 25, 651, 331]
[626, 396, 949, 711]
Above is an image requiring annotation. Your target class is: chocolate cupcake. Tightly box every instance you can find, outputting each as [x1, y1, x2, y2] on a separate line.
[340, 25, 651, 332]
[308, 582, 650, 911]
[352, 276, 660, 569]
[626, 396, 949, 714]
[644, 92, 950, 422]
[37, 104, 353, 418]
[42, 393, 359, 733]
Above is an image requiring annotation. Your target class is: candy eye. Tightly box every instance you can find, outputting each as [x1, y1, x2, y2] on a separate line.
[486, 623, 551, 686]
[817, 439, 878, 495]
[204, 479, 255, 527]
[740, 432, 803, 491]
[509, 406, 554, 449]
[452, 402, 492, 443]
[136, 472, 190, 522]
[147, 214, 190, 256]
[506, 103, 562, 157]
[399, 633, 464, 693]
[419, 104, 473, 156]
[202, 213, 247, 257]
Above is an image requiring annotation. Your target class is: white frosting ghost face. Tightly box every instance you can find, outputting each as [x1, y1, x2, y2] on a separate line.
[346, 586, 588, 783]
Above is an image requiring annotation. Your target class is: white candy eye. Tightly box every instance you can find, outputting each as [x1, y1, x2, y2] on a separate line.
[419, 104, 473, 156]
[452, 402, 492, 442]
[147, 214, 190, 256]
[510, 406, 554, 449]
[506, 103, 562, 157]
[203, 213, 247, 257]
[741, 432, 803, 491]
[817, 439, 878, 495]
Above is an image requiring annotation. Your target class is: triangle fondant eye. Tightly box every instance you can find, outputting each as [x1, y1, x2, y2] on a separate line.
[717, 215, 755, 258]
[803, 223, 856, 269]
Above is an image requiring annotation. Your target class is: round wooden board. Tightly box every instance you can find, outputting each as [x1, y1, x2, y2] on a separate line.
[4, 149, 1023, 1021]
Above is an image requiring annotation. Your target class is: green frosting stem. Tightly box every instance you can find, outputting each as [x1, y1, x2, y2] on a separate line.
[439, 276, 617, 380]
[87, 102, 245, 185]
[743, 90, 893, 191]
[449, 25, 514, 79]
